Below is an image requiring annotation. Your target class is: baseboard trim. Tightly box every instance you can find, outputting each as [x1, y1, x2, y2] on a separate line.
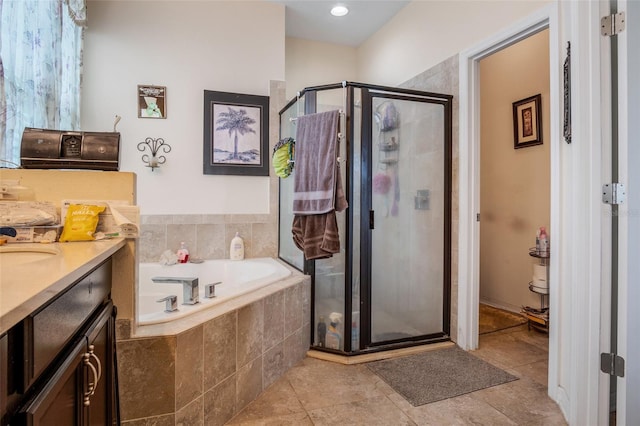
[306, 341, 456, 365]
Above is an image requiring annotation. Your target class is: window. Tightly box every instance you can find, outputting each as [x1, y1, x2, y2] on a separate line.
[0, 0, 86, 167]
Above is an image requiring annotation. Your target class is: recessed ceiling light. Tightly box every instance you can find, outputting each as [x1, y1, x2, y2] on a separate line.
[331, 5, 349, 17]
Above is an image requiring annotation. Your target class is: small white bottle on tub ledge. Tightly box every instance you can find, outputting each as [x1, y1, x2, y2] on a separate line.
[230, 232, 245, 260]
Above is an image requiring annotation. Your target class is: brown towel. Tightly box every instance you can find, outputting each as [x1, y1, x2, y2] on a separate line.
[291, 169, 346, 260]
[292, 214, 340, 260]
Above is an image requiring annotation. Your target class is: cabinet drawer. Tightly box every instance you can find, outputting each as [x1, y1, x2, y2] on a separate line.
[25, 258, 112, 389]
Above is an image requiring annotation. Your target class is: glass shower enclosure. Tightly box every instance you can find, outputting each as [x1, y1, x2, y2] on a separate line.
[279, 82, 452, 355]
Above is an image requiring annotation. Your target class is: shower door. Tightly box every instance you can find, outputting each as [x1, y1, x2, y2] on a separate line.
[361, 90, 451, 347]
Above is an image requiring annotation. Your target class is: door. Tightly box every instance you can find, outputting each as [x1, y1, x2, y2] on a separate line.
[83, 303, 115, 426]
[19, 303, 114, 425]
[614, 0, 638, 423]
[362, 90, 451, 347]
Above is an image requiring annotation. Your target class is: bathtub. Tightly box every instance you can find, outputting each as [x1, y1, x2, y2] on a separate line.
[138, 257, 291, 325]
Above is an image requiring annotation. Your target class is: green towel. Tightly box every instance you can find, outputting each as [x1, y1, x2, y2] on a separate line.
[272, 137, 295, 178]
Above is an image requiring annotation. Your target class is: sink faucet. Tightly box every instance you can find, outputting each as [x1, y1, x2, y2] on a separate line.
[151, 277, 199, 305]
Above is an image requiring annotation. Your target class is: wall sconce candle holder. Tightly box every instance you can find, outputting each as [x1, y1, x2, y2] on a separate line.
[137, 137, 171, 171]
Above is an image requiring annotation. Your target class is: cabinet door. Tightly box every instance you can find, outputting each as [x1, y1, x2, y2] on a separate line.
[19, 339, 85, 425]
[19, 302, 115, 426]
[83, 303, 114, 426]
[1, 334, 7, 422]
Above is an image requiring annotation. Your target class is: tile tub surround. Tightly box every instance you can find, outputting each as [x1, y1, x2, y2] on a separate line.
[117, 274, 311, 425]
[139, 214, 279, 263]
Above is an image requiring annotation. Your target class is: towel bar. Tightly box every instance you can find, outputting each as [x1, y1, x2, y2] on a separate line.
[290, 110, 345, 122]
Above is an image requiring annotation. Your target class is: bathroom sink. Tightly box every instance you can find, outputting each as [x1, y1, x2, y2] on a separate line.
[0, 244, 60, 266]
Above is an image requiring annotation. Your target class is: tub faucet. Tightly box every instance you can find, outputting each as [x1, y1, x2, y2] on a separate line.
[157, 295, 178, 312]
[152, 277, 199, 305]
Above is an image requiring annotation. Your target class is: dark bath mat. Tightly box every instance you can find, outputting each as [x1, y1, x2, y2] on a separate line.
[479, 303, 527, 335]
[367, 346, 518, 407]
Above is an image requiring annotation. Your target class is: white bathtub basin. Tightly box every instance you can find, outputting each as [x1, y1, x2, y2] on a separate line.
[137, 257, 291, 325]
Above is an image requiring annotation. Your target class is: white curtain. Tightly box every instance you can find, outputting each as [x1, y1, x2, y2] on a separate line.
[0, 0, 85, 167]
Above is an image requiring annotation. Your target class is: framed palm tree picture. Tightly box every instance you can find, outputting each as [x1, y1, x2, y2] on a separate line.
[203, 90, 269, 176]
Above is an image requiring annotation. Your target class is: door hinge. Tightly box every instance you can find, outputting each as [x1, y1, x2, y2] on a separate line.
[476, 213, 480, 222]
[602, 183, 626, 205]
[601, 12, 626, 36]
[601, 353, 625, 377]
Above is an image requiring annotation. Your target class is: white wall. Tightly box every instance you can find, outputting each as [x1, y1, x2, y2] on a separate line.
[356, 0, 551, 86]
[285, 37, 358, 100]
[479, 29, 550, 311]
[82, 1, 285, 215]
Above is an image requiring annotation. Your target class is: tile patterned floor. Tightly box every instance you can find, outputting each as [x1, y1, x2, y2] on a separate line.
[226, 324, 567, 425]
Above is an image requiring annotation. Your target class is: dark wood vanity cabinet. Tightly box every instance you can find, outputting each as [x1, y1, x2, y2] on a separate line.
[18, 302, 116, 425]
[1, 257, 119, 426]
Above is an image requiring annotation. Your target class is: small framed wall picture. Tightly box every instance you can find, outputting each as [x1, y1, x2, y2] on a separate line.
[512, 94, 542, 149]
[138, 85, 166, 119]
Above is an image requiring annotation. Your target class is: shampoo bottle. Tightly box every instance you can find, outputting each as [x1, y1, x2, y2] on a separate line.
[177, 242, 189, 263]
[539, 227, 548, 256]
[230, 232, 245, 260]
[317, 315, 327, 347]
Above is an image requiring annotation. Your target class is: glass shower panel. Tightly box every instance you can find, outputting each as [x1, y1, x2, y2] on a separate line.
[370, 97, 445, 344]
[313, 89, 347, 351]
[278, 98, 304, 271]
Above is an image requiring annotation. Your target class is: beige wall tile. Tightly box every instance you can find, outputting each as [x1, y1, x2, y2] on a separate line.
[283, 328, 305, 370]
[176, 325, 204, 411]
[121, 413, 175, 425]
[263, 290, 285, 352]
[236, 357, 263, 413]
[116, 318, 132, 341]
[175, 395, 203, 426]
[173, 214, 204, 225]
[195, 224, 225, 260]
[201, 214, 227, 224]
[204, 375, 236, 426]
[237, 300, 264, 368]
[166, 224, 196, 255]
[251, 221, 278, 258]
[139, 224, 167, 263]
[263, 342, 286, 389]
[284, 284, 303, 336]
[204, 311, 237, 390]
[142, 215, 173, 225]
[118, 337, 176, 421]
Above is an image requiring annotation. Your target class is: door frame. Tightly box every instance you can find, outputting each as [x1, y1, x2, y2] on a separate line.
[457, 3, 559, 350]
[459, 1, 617, 423]
[457, 0, 562, 407]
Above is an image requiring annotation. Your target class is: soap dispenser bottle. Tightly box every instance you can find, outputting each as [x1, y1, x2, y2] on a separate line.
[177, 242, 189, 263]
[539, 227, 548, 256]
[230, 232, 244, 260]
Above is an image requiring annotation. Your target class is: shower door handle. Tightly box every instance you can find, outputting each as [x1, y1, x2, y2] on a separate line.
[369, 210, 375, 229]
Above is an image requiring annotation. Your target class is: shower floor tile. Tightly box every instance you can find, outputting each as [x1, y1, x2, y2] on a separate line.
[227, 325, 566, 425]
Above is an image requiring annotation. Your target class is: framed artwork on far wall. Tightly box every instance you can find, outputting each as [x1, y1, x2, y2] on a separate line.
[512, 94, 542, 149]
[138, 85, 166, 119]
[203, 90, 269, 176]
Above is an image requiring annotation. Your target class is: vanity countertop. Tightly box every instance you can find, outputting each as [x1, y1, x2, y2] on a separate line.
[0, 238, 126, 335]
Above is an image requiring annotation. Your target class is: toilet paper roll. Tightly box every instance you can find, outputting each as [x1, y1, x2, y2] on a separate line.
[532, 277, 548, 289]
[533, 264, 547, 280]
